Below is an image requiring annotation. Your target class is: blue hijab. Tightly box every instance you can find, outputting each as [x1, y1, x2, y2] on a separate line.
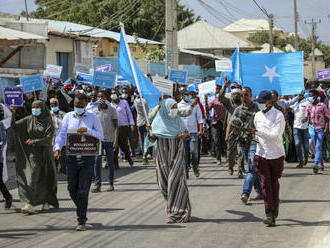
[151, 98, 187, 138]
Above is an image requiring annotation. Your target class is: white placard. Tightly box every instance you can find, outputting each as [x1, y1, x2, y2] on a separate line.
[44, 64, 63, 78]
[153, 76, 173, 96]
[198, 80, 216, 97]
[74, 63, 91, 74]
[215, 59, 233, 72]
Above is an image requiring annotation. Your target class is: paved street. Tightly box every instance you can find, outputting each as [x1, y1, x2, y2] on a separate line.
[1, 156, 330, 248]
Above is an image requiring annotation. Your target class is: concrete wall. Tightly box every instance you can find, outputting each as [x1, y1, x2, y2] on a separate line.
[304, 60, 326, 80]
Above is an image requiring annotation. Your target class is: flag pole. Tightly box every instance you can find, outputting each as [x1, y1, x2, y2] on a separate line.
[120, 23, 150, 126]
[237, 42, 240, 84]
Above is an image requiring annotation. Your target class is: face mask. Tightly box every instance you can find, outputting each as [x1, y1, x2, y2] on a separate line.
[168, 108, 178, 118]
[74, 107, 85, 115]
[51, 106, 59, 113]
[87, 92, 92, 97]
[32, 108, 41, 116]
[308, 97, 315, 103]
[82, 85, 88, 90]
[111, 94, 118, 100]
[258, 103, 267, 111]
[184, 95, 191, 102]
[121, 94, 128, 99]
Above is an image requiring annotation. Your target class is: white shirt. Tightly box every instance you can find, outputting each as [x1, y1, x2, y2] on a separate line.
[254, 107, 285, 159]
[291, 99, 310, 129]
[178, 100, 203, 134]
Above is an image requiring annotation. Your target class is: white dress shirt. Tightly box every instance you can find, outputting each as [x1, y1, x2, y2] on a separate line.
[254, 107, 285, 159]
[178, 100, 203, 134]
[290, 99, 310, 129]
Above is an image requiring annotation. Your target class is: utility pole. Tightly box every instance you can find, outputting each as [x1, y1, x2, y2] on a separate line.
[293, 0, 299, 50]
[268, 14, 274, 53]
[305, 19, 321, 79]
[165, 0, 178, 73]
[24, 0, 29, 21]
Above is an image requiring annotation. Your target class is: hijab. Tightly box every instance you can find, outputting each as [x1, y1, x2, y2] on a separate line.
[28, 100, 54, 139]
[151, 98, 187, 138]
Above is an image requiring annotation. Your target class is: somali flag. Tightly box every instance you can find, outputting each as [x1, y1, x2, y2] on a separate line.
[240, 51, 304, 96]
[118, 29, 161, 109]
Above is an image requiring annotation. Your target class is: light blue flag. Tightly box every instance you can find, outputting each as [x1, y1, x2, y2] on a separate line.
[240, 51, 304, 96]
[187, 83, 198, 92]
[118, 30, 161, 109]
[226, 48, 241, 83]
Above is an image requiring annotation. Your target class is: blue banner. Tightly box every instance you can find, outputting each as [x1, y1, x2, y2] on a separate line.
[77, 72, 93, 84]
[118, 29, 161, 109]
[20, 74, 44, 93]
[240, 52, 304, 96]
[3, 87, 23, 107]
[169, 69, 188, 84]
[93, 71, 116, 88]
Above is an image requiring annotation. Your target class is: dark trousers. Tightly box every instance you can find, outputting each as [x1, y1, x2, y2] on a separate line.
[66, 156, 94, 224]
[94, 142, 114, 186]
[255, 155, 284, 216]
[0, 163, 11, 200]
[212, 121, 224, 161]
[114, 126, 133, 168]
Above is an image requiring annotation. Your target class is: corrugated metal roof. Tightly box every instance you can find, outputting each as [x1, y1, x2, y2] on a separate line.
[180, 49, 221, 59]
[178, 21, 257, 50]
[0, 26, 47, 45]
[251, 43, 283, 53]
[224, 18, 281, 32]
[20, 17, 163, 45]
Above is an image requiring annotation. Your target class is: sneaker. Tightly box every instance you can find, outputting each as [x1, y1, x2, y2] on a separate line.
[129, 159, 134, 167]
[166, 217, 176, 224]
[296, 163, 303, 168]
[21, 204, 35, 214]
[107, 185, 115, 192]
[142, 158, 149, 165]
[263, 215, 276, 227]
[42, 202, 50, 211]
[147, 154, 152, 159]
[228, 167, 234, 175]
[194, 170, 200, 178]
[91, 186, 101, 193]
[241, 194, 248, 204]
[76, 223, 86, 231]
[4, 195, 12, 210]
[313, 166, 318, 174]
[217, 161, 222, 165]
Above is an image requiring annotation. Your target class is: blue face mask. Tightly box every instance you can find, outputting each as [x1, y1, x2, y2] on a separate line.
[308, 96, 315, 103]
[32, 108, 41, 116]
[74, 107, 85, 115]
[51, 106, 59, 113]
[258, 103, 267, 111]
[87, 92, 92, 97]
[184, 95, 191, 102]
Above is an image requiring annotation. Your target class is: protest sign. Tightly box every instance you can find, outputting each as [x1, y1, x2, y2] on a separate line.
[20, 74, 44, 93]
[44, 64, 63, 79]
[74, 63, 91, 74]
[66, 131, 100, 156]
[77, 72, 94, 84]
[153, 76, 173, 96]
[198, 80, 216, 97]
[116, 76, 129, 86]
[317, 68, 330, 81]
[96, 64, 111, 72]
[93, 71, 116, 88]
[169, 69, 187, 84]
[187, 77, 202, 85]
[215, 59, 233, 72]
[3, 87, 23, 107]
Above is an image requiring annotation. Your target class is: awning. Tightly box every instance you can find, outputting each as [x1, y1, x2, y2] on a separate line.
[0, 26, 48, 46]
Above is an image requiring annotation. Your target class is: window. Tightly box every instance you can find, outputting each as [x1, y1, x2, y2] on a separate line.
[113, 47, 118, 52]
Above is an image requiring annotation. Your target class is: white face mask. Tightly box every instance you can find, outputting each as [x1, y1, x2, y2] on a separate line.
[111, 94, 118, 100]
[258, 103, 267, 111]
[168, 108, 178, 118]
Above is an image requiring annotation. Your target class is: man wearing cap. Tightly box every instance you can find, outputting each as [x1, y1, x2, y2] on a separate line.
[219, 81, 244, 178]
[247, 90, 285, 227]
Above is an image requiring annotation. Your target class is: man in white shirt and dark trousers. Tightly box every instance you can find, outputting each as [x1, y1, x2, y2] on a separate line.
[248, 90, 285, 227]
[178, 91, 203, 179]
[54, 93, 103, 231]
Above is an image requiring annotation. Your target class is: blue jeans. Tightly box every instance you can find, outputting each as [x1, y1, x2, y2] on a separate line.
[137, 125, 152, 156]
[314, 129, 324, 166]
[184, 133, 199, 173]
[66, 156, 95, 224]
[94, 141, 115, 186]
[293, 128, 309, 164]
[240, 142, 262, 196]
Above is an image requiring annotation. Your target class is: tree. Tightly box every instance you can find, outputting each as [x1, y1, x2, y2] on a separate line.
[28, 0, 200, 42]
[248, 30, 330, 67]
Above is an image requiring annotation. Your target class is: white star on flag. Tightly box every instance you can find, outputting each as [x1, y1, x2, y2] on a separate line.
[262, 65, 280, 83]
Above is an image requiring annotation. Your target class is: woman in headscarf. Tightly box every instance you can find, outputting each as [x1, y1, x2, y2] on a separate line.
[10, 100, 59, 214]
[151, 98, 191, 223]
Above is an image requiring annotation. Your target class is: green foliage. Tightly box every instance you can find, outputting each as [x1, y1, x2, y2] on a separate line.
[248, 30, 330, 67]
[29, 0, 200, 42]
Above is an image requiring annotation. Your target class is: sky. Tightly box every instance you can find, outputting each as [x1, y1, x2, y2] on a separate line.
[0, 0, 329, 44]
